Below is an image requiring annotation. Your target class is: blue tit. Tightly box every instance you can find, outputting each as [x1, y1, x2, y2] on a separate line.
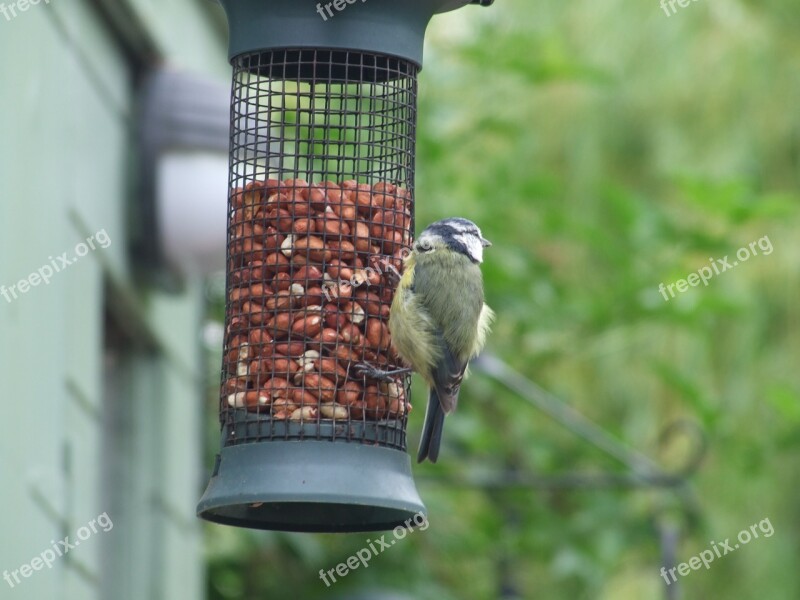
[390, 217, 494, 463]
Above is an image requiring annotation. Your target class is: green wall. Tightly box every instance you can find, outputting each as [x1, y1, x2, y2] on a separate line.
[0, 1, 229, 598]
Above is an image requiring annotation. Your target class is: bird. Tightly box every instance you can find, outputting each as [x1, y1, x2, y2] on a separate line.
[383, 217, 494, 463]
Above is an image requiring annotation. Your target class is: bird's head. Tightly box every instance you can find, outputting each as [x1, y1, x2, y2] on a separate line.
[414, 217, 492, 264]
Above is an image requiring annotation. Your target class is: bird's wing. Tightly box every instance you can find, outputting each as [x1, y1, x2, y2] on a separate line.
[417, 331, 465, 462]
[430, 331, 469, 415]
[417, 387, 445, 463]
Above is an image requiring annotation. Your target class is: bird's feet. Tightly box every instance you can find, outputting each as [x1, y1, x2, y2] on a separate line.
[354, 363, 412, 382]
[384, 267, 402, 288]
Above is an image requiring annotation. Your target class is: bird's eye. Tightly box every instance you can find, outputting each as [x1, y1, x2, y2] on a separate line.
[418, 239, 432, 252]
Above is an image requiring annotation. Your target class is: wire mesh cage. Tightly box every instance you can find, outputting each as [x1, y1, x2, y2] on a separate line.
[223, 49, 416, 445]
[198, 49, 426, 532]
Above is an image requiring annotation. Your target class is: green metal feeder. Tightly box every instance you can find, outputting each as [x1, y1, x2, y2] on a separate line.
[197, 0, 494, 533]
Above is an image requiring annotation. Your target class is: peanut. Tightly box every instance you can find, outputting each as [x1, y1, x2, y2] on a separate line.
[320, 404, 349, 419]
[274, 341, 306, 357]
[302, 372, 337, 403]
[291, 389, 319, 407]
[289, 406, 318, 421]
[292, 236, 331, 262]
[223, 177, 414, 423]
[291, 314, 323, 338]
[337, 381, 363, 407]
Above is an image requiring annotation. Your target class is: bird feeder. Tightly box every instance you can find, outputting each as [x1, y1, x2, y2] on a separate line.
[198, 0, 494, 533]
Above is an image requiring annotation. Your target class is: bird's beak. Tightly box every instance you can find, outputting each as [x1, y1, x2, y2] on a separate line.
[481, 237, 492, 247]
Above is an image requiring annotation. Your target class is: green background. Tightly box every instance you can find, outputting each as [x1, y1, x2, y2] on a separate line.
[207, 0, 800, 598]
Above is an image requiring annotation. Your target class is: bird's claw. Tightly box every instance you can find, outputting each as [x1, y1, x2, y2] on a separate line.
[353, 363, 393, 381]
[385, 268, 402, 288]
[354, 363, 411, 382]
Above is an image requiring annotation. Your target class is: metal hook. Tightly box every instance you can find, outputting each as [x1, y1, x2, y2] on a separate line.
[419, 354, 707, 491]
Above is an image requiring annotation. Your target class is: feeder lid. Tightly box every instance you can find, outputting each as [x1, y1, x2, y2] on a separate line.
[217, 0, 494, 69]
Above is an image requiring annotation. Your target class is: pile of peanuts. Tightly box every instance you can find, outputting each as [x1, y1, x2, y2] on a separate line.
[222, 178, 413, 422]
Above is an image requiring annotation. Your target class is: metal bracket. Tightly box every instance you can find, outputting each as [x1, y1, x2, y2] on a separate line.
[422, 353, 707, 492]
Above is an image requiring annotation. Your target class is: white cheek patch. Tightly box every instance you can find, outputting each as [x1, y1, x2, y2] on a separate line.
[454, 233, 483, 263]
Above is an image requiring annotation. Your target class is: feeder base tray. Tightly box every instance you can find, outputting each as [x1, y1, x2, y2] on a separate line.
[197, 440, 426, 532]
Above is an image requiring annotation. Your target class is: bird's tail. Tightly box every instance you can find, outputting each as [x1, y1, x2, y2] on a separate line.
[417, 388, 445, 463]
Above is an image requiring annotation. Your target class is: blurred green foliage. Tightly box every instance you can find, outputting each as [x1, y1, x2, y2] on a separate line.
[206, 0, 800, 597]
